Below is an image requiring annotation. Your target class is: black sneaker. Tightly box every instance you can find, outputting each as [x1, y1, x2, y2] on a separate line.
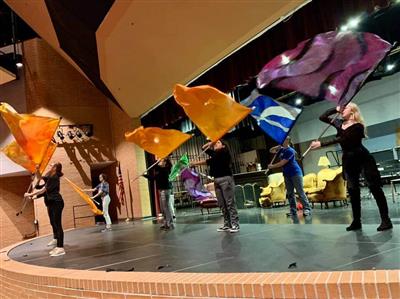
[217, 226, 230, 232]
[377, 221, 393, 232]
[346, 222, 362, 231]
[229, 226, 240, 233]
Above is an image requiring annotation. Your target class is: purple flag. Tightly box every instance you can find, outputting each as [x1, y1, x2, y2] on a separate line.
[257, 31, 391, 106]
[180, 168, 212, 201]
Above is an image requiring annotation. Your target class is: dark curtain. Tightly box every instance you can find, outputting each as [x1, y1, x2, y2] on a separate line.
[141, 0, 390, 128]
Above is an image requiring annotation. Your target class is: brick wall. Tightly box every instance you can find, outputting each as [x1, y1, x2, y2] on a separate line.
[0, 176, 34, 248]
[0, 38, 151, 243]
[0, 244, 399, 299]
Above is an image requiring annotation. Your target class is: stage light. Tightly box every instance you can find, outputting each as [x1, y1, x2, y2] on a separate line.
[386, 64, 396, 71]
[281, 55, 290, 65]
[348, 17, 361, 29]
[328, 85, 338, 95]
[340, 25, 349, 32]
[75, 130, 83, 138]
[57, 130, 64, 141]
[67, 131, 75, 140]
[295, 98, 303, 105]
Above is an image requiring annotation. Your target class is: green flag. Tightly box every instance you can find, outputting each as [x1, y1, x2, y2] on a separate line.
[169, 153, 189, 181]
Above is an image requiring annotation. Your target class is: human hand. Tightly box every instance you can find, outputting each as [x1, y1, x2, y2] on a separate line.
[310, 140, 321, 149]
[336, 105, 344, 113]
[267, 164, 274, 170]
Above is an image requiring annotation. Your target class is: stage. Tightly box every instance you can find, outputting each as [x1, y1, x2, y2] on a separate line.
[8, 218, 400, 273]
[2, 200, 400, 299]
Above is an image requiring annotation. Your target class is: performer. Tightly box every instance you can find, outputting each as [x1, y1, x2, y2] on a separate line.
[84, 173, 112, 232]
[268, 136, 312, 217]
[191, 140, 240, 233]
[310, 103, 392, 231]
[143, 158, 174, 230]
[25, 163, 66, 256]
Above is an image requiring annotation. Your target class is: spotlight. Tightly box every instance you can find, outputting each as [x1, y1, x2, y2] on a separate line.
[328, 85, 338, 95]
[75, 130, 83, 138]
[82, 126, 93, 137]
[340, 25, 349, 32]
[57, 130, 64, 141]
[348, 17, 361, 29]
[67, 131, 75, 140]
[281, 55, 291, 65]
[295, 98, 303, 105]
[386, 64, 396, 71]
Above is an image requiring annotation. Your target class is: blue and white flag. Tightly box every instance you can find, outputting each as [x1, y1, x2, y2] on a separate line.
[242, 90, 302, 144]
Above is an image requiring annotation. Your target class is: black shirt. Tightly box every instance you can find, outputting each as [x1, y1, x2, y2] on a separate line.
[144, 161, 172, 190]
[206, 147, 233, 178]
[36, 174, 63, 205]
[319, 108, 366, 152]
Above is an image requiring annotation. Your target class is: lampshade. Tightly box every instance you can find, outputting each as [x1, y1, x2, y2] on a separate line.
[318, 156, 331, 167]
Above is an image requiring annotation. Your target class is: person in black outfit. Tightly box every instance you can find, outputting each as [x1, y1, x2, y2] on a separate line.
[310, 103, 392, 232]
[143, 158, 174, 230]
[25, 163, 66, 256]
[191, 140, 240, 233]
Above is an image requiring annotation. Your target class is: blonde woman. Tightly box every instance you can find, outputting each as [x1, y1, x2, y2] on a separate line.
[310, 103, 392, 232]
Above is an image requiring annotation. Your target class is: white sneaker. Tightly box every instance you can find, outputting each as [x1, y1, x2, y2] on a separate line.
[47, 239, 57, 247]
[229, 226, 240, 233]
[50, 247, 65, 257]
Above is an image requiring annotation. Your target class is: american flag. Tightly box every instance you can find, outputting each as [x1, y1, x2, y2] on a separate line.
[117, 161, 126, 205]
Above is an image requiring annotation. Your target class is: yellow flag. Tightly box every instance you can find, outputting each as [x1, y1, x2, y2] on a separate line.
[173, 84, 252, 142]
[0, 103, 60, 165]
[2, 141, 57, 174]
[125, 126, 191, 158]
[64, 178, 103, 215]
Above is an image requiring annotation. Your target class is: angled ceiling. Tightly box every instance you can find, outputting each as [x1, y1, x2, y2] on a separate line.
[5, 0, 310, 117]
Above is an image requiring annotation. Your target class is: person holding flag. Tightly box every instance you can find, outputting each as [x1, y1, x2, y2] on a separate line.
[83, 173, 112, 232]
[143, 157, 174, 230]
[268, 136, 312, 217]
[24, 163, 66, 257]
[190, 140, 240, 233]
[310, 103, 392, 232]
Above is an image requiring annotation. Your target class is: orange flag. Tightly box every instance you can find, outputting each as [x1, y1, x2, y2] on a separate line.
[0, 103, 60, 165]
[64, 178, 103, 215]
[173, 84, 252, 142]
[2, 141, 57, 174]
[125, 126, 191, 158]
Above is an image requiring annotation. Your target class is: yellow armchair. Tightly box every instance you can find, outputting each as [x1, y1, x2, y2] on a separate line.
[306, 167, 347, 208]
[259, 173, 286, 207]
[303, 173, 317, 193]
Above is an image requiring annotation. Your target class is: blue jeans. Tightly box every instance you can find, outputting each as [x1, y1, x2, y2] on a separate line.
[284, 175, 311, 215]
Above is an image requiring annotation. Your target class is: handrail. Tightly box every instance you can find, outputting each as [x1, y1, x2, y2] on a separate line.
[72, 204, 95, 228]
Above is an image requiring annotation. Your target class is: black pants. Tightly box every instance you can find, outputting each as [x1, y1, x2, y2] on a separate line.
[344, 151, 390, 223]
[47, 201, 64, 247]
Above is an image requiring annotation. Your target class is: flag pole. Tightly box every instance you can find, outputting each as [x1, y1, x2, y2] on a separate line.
[16, 117, 62, 216]
[264, 151, 280, 176]
[301, 113, 340, 160]
[130, 158, 162, 183]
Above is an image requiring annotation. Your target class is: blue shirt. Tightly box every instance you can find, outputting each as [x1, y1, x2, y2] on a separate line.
[278, 147, 302, 177]
[96, 182, 109, 196]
